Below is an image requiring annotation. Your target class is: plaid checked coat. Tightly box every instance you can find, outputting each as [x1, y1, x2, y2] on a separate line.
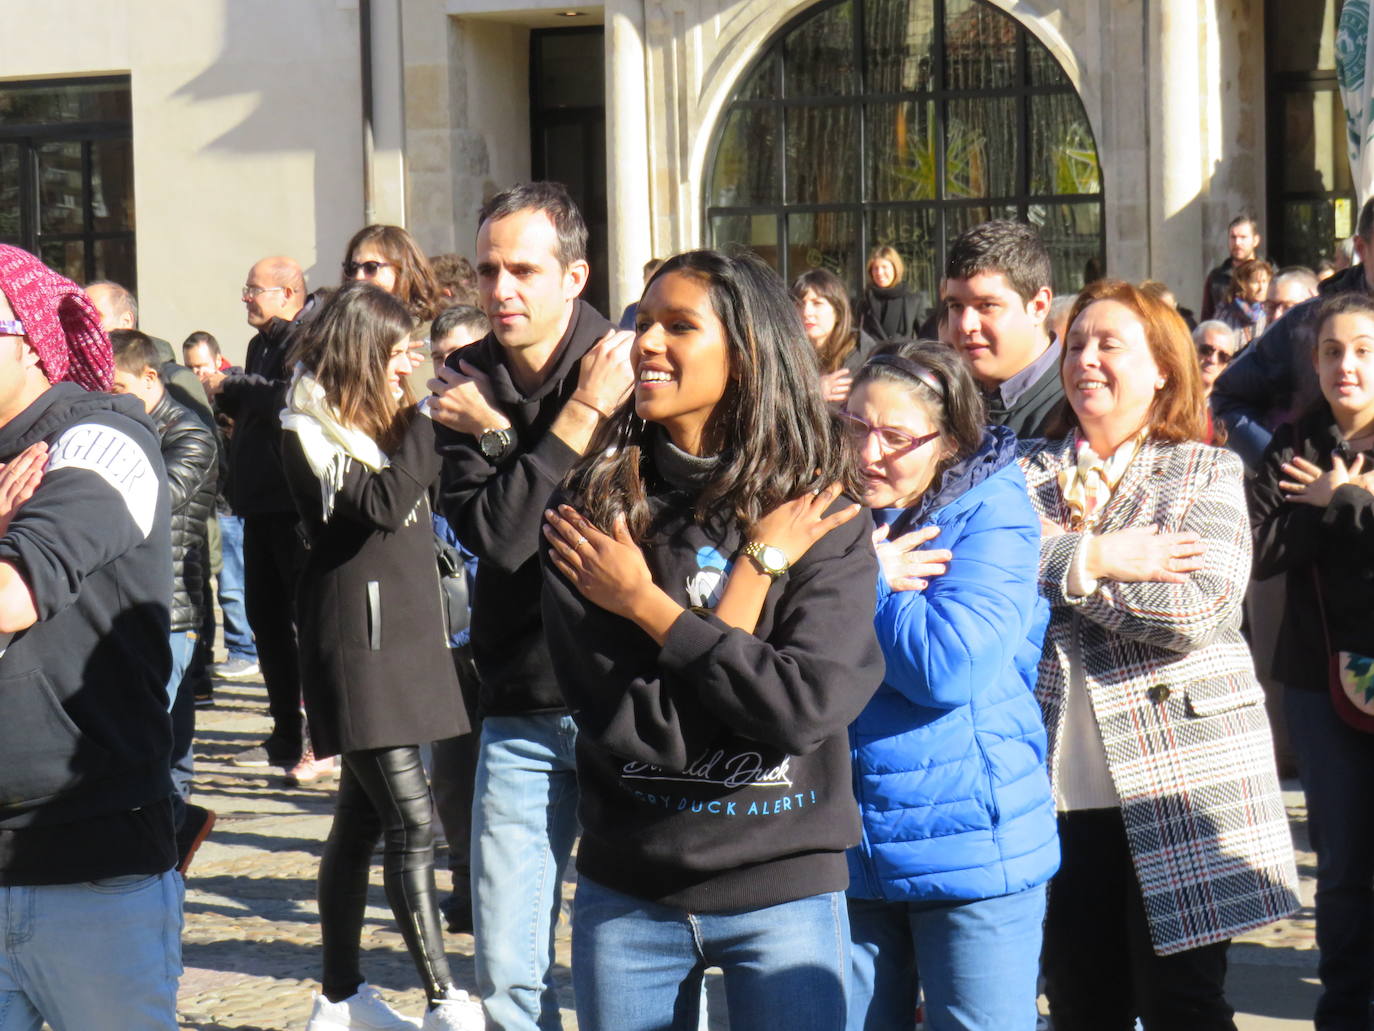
[1018, 436, 1300, 955]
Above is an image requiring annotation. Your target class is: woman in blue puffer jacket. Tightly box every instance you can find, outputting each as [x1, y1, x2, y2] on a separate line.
[841, 340, 1059, 1031]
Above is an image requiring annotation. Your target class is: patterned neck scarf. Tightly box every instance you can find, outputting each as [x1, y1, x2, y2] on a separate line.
[1057, 430, 1146, 530]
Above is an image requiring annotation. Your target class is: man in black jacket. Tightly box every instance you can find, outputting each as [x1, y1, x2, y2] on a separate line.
[0, 246, 181, 1029]
[1200, 213, 1263, 323]
[111, 329, 220, 871]
[429, 182, 632, 1030]
[205, 257, 319, 773]
[943, 220, 1066, 439]
[1213, 198, 1374, 470]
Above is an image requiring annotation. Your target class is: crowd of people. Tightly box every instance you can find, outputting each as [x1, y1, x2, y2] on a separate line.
[0, 178, 1370, 1031]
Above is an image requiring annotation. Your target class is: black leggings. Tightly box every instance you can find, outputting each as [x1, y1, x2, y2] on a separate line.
[319, 745, 453, 1003]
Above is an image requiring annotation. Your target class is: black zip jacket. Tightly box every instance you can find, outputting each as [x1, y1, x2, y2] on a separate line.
[217, 296, 319, 516]
[435, 299, 612, 716]
[1250, 405, 1374, 689]
[540, 429, 884, 912]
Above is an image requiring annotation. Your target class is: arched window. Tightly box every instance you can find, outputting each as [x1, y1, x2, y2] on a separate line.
[705, 0, 1103, 319]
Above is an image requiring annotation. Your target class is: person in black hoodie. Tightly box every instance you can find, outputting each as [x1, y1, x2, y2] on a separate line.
[0, 246, 180, 1029]
[1250, 292, 1374, 1028]
[540, 249, 884, 1031]
[428, 181, 634, 1030]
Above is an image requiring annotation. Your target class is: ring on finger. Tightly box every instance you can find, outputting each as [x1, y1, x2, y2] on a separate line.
[577, 536, 590, 549]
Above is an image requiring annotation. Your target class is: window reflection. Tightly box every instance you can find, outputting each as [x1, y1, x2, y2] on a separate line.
[706, 0, 1104, 299]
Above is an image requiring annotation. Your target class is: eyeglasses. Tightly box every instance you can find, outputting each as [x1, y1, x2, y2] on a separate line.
[839, 411, 942, 455]
[1197, 343, 1234, 365]
[0, 318, 23, 337]
[242, 285, 284, 300]
[343, 260, 394, 278]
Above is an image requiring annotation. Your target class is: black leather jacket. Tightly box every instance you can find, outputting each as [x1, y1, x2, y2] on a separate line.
[150, 390, 219, 631]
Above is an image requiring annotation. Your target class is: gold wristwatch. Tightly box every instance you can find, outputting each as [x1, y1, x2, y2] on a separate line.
[740, 541, 790, 580]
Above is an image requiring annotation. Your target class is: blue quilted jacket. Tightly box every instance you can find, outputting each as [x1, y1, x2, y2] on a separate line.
[847, 426, 1060, 901]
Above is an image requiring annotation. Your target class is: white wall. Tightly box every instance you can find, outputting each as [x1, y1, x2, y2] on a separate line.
[3, 0, 367, 362]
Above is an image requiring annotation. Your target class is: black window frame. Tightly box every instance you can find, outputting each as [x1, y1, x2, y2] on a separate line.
[0, 75, 135, 290]
[702, 0, 1104, 299]
[1264, 0, 1355, 270]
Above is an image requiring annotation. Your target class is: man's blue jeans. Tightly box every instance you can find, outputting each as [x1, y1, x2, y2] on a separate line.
[846, 884, 1046, 1030]
[0, 871, 183, 1030]
[470, 713, 579, 1031]
[572, 876, 849, 1031]
[217, 513, 256, 661]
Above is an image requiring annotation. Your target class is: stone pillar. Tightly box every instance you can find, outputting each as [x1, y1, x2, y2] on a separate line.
[1147, 0, 1207, 310]
[604, 0, 653, 320]
[369, 0, 408, 226]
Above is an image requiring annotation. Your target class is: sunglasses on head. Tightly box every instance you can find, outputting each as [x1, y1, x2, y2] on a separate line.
[343, 260, 394, 278]
[1197, 343, 1234, 365]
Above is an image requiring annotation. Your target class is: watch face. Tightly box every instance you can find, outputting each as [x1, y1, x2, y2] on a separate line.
[762, 546, 787, 571]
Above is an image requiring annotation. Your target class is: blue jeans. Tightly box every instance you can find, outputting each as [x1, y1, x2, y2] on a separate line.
[572, 877, 849, 1031]
[217, 513, 256, 661]
[0, 871, 183, 1030]
[846, 884, 1046, 1031]
[470, 713, 579, 1031]
[1286, 686, 1374, 1029]
[165, 630, 195, 713]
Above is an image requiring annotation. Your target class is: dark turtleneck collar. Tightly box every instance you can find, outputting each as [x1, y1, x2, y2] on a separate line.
[649, 424, 722, 492]
[867, 281, 910, 302]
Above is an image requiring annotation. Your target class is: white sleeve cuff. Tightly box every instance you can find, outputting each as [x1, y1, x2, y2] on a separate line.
[1066, 533, 1098, 598]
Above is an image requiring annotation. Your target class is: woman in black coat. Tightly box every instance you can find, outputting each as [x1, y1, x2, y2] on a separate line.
[282, 282, 481, 1031]
[857, 245, 924, 343]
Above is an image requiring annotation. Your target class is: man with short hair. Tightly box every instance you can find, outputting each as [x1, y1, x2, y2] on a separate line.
[110, 328, 219, 872]
[86, 280, 214, 427]
[182, 331, 229, 381]
[430, 181, 633, 1030]
[1201, 214, 1263, 322]
[1214, 199, 1374, 469]
[204, 256, 324, 778]
[431, 253, 480, 306]
[1265, 266, 1320, 325]
[943, 219, 1066, 438]
[0, 246, 181, 1029]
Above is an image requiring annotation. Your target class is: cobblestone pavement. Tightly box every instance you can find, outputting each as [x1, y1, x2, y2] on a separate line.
[177, 674, 1319, 1030]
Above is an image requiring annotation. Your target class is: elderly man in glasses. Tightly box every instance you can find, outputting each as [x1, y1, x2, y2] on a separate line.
[203, 256, 332, 782]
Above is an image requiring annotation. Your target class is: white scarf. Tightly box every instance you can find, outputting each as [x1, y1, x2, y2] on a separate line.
[280, 364, 389, 521]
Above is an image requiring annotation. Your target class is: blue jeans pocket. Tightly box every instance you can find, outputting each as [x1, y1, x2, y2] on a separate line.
[85, 873, 160, 895]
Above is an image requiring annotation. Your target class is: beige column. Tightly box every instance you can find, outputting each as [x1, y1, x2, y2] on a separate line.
[368, 0, 408, 226]
[1147, 0, 1206, 311]
[604, 0, 653, 319]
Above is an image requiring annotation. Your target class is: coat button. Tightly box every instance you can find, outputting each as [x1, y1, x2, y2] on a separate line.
[1148, 684, 1171, 704]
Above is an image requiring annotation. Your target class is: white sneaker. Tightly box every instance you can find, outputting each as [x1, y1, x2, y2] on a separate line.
[305, 983, 420, 1030]
[419, 988, 485, 1030]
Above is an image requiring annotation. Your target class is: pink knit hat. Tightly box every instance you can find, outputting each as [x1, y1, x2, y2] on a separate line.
[0, 245, 113, 392]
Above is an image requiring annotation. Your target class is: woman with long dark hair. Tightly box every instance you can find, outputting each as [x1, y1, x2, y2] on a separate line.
[342, 224, 444, 326]
[842, 341, 1057, 1030]
[792, 267, 874, 403]
[284, 282, 482, 1031]
[1251, 292, 1374, 1028]
[539, 250, 885, 1030]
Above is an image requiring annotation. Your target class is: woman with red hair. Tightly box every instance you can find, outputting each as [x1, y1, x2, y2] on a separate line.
[1018, 280, 1299, 1029]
